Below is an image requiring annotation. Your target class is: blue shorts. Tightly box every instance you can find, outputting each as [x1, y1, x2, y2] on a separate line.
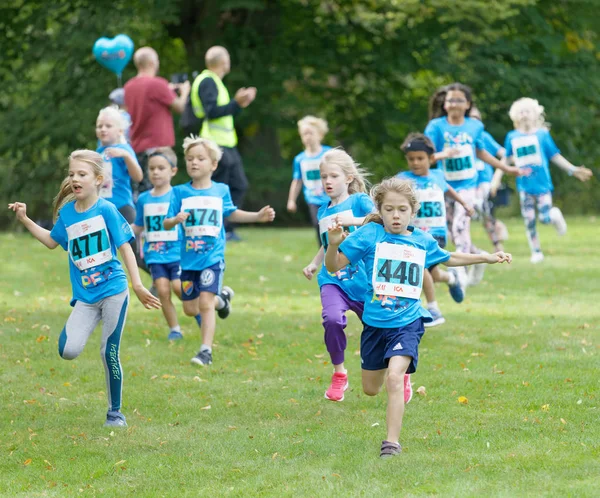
[360, 318, 425, 372]
[180, 261, 224, 301]
[149, 262, 181, 282]
[428, 235, 447, 272]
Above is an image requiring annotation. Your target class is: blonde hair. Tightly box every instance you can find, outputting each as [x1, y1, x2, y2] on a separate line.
[297, 115, 329, 137]
[53, 150, 104, 221]
[509, 98, 549, 131]
[97, 106, 126, 142]
[364, 177, 420, 226]
[320, 148, 369, 195]
[182, 135, 223, 163]
[149, 147, 178, 168]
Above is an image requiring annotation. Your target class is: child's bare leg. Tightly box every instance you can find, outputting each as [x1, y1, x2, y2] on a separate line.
[171, 279, 182, 300]
[155, 277, 178, 329]
[431, 265, 449, 284]
[198, 291, 217, 349]
[423, 270, 436, 305]
[385, 355, 411, 443]
[362, 369, 387, 396]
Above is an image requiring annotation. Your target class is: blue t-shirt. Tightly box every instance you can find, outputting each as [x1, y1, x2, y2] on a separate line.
[397, 169, 449, 243]
[476, 131, 503, 185]
[316, 193, 375, 302]
[425, 116, 486, 191]
[167, 181, 237, 271]
[96, 143, 138, 209]
[134, 189, 181, 265]
[504, 128, 560, 195]
[339, 223, 450, 328]
[292, 146, 332, 206]
[50, 198, 133, 306]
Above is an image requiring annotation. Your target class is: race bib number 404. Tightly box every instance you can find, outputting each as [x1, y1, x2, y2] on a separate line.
[443, 144, 477, 181]
[414, 187, 445, 230]
[144, 202, 178, 242]
[373, 243, 425, 299]
[66, 215, 112, 271]
[300, 158, 324, 196]
[512, 135, 543, 168]
[181, 196, 223, 238]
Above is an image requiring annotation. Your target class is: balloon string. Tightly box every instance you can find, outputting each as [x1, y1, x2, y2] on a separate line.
[117, 74, 122, 88]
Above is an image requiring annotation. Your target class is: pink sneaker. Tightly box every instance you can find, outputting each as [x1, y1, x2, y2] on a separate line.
[325, 372, 348, 401]
[404, 374, 413, 404]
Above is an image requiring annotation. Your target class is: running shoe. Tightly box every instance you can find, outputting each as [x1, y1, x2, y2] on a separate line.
[104, 411, 127, 428]
[191, 349, 213, 366]
[217, 286, 235, 319]
[425, 308, 445, 328]
[324, 372, 348, 401]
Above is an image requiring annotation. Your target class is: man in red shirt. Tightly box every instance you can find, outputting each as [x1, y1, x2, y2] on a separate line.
[125, 47, 190, 194]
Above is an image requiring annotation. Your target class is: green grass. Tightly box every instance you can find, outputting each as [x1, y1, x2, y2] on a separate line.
[1, 218, 598, 497]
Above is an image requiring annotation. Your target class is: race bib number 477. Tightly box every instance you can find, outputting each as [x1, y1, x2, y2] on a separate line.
[373, 243, 425, 299]
[66, 215, 112, 271]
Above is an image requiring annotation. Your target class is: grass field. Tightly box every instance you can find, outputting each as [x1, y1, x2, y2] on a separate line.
[0, 218, 598, 497]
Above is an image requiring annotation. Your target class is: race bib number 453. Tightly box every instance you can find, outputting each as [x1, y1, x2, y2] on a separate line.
[66, 215, 112, 271]
[373, 243, 425, 299]
[181, 196, 223, 238]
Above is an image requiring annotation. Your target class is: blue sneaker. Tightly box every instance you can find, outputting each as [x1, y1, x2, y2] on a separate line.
[168, 330, 183, 340]
[447, 269, 464, 303]
[425, 308, 445, 328]
[104, 411, 127, 428]
[194, 314, 202, 327]
[226, 231, 242, 242]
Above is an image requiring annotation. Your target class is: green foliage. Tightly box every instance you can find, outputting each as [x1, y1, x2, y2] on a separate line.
[1, 0, 598, 228]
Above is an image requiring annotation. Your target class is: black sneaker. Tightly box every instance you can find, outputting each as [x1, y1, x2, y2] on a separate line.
[217, 286, 235, 319]
[191, 349, 212, 366]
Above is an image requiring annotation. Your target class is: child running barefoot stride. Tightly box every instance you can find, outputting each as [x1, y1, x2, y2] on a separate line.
[325, 177, 512, 458]
[502, 98, 593, 263]
[9, 150, 160, 428]
[164, 136, 275, 366]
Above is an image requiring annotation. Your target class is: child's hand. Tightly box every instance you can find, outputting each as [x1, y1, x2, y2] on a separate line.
[8, 202, 28, 222]
[513, 166, 532, 177]
[302, 263, 318, 280]
[464, 204, 475, 217]
[174, 212, 190, 224]
[574, 166, 593, 182]
[440, 148, 460, 159]
[335, 212, 357, 227]
[286, 200, 297, 213]
[133, 285, 162, 309]
[257, 205, 275, 223]
[486, 251, 512, 264]
[327, 221, 346, 246]
[105, 147, 128, 159]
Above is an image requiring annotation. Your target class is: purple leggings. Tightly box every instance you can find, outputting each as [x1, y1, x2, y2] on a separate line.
[320, 284, 364, 365]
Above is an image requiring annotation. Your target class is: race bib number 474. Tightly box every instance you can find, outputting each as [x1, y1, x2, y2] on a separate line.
[181, 196, 223, 238]
[373, 243, 425, 299]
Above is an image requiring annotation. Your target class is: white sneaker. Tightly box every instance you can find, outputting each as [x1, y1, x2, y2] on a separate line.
[530, 252, 544, 264]
[549, 207, 567, 236]
[468, 252, 487, 286]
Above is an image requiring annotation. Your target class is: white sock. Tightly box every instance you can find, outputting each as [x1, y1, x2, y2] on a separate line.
[428, 301, 440, 311]
[171, 325, 181, 332]
[215, 295, 225, 310]
[447, 271, 456, 286]
[200, 344, 212, 353]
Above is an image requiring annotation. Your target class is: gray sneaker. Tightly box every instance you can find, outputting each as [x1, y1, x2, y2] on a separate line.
[104, 410, 127, 427]
[380, 440, 402, 458]
[191, 349, 212, 366]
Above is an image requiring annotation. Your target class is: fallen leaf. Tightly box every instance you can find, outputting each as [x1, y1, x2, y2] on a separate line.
[63, 382, 71, 387]
[416, 386, 427, 396]
[36, 335, 47, 343]
[201, 405, 211, 410]
[560, 418, 567, 425]
[113, 460, 126, 466]
[257, 333, 264, 339]
[23, 459, 32, 466]
[541, 404, 550, 411]
[458, 396, 469, 405]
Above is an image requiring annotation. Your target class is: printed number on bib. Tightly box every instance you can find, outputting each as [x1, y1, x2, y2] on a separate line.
[99, 158, 113, 198]
[414, 187, 445, 230]
[443, 144, 476, 181]
[66, 215, 112, 271]
[318, 210, 354, 249]
[144, 202, 178, 242]
[373, 243, 425, 299]
[512, 135, 542, 169]
[300, 158, 323, 197]
[182, 196, 222, 238]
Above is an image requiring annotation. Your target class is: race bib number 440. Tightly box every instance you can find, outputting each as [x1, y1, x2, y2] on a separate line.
[144, 202, 178, 242]
[182, 196, 223, 238]
[373, 243, 425, 299]
[66, 215, 112, 271]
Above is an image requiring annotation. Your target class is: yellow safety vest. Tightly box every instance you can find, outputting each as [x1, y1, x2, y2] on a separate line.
[190, 70, 238, 147]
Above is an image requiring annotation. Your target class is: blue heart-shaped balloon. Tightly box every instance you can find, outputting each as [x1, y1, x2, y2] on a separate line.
[93, 34, 134, 75]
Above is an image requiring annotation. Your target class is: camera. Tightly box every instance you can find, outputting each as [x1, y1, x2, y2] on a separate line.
[170, 71, 199, 84]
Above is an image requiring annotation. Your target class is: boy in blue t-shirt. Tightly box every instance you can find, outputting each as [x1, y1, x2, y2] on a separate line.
[503, 98, 592, 263]
[287, 116, 332, 245]
[164, 137, 276, 366]
[397, 133, 473, 327]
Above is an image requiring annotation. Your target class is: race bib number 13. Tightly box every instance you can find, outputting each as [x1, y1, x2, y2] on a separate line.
[373, 243, 425, 299]
[66, 215, 112, 271]
[144, 202, 178, 242]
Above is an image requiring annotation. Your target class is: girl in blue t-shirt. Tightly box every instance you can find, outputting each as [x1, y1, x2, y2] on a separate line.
[502, 98, 593, 263]
[324, 177, 513, 458]
[287, 116, 332, 245]
[9, 150, 160, 428]
[302, 148, 374, 402]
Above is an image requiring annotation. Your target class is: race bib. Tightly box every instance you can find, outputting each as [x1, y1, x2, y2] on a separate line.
[300, 158, 323, 197]
[182, 196, 222, 238]
[443, 144, 476, 181]
[318, 210, 354, 248]
[99, 157, 113, 198]
[144, 202, 178, 242]
[475, 158, 485, 172]
[372, 243, 425, 299]
[66, 215, 112, 271]
[512, 135, 542, 168]
[414, 187, 445, 230]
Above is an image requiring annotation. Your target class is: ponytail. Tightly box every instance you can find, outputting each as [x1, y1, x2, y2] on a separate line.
[53, 177, 76, 222]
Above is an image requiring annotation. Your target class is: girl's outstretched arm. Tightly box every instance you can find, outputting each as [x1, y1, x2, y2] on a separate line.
[550, 154, 593, 182]
[228, 206, 275, 224]
[287, 180, 303, 212]
[477, 149, 522, 176]
[118, 243, 161, 309]
[8, 202, 58, 249]
[445, 251, 512, 267]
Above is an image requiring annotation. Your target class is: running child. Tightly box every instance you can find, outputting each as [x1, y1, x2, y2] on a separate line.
[502, 97, 593, 263]
[287, 116, 332, 245]
[397, 133, 473, 326]
[9, 150, 160, 427]
[324, 177, 512, 457]
[132, 147, 207, 340]
[164, 136, 275, 366]
[302, 148, 374, 401]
